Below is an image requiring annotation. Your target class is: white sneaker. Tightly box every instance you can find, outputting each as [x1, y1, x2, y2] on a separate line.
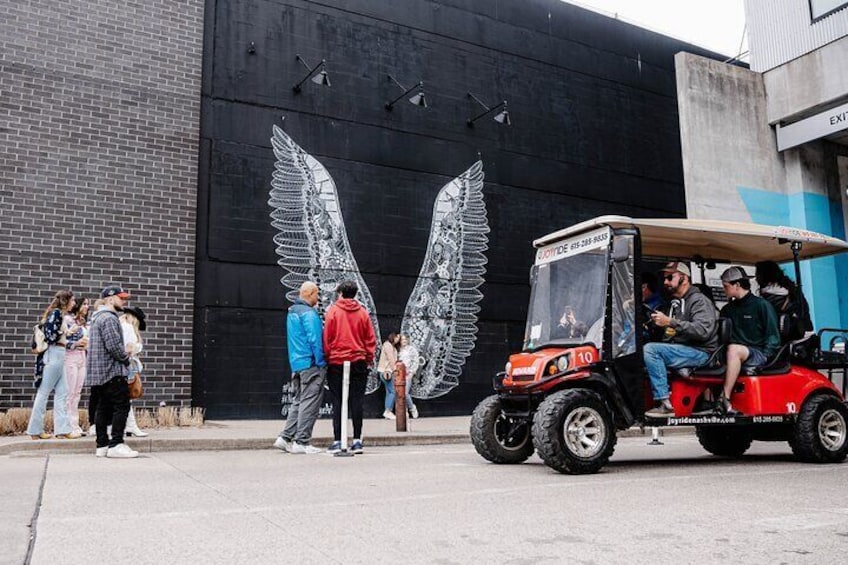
[290, 442, 322, 454]
[89, 425, 96, 436]
[106, 443, 139, 459]
[410, 405, 419, 419]
[95, 447, 108, 458]
[382, 410, 396, 420]
[273, 437, 291, 452]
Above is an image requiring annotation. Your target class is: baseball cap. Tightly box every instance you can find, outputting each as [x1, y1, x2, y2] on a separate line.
[720, 266, 753, 283]
[661, 261, 691, 278]
[101, 286, 131, 299]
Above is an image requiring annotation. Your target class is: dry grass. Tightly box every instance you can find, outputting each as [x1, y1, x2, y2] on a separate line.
[1, 406, 204, 435]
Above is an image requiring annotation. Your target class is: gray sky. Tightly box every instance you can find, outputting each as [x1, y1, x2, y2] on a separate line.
[564, 0, 748, 60]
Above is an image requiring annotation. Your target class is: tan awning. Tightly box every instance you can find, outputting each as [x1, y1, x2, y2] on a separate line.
[534, 215, 848, 264]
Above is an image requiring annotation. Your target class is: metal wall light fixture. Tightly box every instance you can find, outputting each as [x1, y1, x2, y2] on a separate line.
[385, 75, 427, 111]
[467, 92, 510, 127]
[292, 55, 330, 93]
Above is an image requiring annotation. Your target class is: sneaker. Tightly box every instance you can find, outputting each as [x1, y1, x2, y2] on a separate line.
[88, 425, 96, 436]
[692, 401, 718, 416]
[290, 442, 322, 454]
[382, 410, 396, 420]
[409, 405, 419, 419]
[327, 441, 342, 454]
[645, 401, 675, 418]
[106, 443, 139, 459]
[95, 446, 108, 458]
[273, 436, 292, 452]
[351, 439, 363, 454]
[718, 394, 741, 416]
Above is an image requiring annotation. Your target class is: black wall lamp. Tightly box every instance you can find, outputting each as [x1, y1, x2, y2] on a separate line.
[292, 55, 330, 93]
[467, 92, 510, 127]
[385, 75, 427, 111]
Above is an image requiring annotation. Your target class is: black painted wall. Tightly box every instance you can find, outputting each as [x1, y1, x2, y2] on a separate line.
[195, 0, 722, 418]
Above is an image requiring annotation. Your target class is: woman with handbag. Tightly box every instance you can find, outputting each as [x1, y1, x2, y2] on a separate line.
[120, 306, 149, 437]
[64, 297, 90, 436]
[27, 289, 76, 439]
[377, 332, 400, 419]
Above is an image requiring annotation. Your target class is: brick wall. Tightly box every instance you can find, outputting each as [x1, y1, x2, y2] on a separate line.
[0, 1, 204, 409]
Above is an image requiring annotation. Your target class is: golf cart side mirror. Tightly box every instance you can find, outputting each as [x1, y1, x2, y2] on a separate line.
[612, 238, 631, 263]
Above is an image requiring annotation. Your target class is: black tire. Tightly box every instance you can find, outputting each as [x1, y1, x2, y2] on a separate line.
[790, 394, 848, 463]
[531, 389, 616, 475]
[696, 426, 753, 457]
[470, 395, 535, 464]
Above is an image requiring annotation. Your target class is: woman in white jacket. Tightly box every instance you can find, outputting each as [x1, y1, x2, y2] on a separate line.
[120, 307, 149, 437]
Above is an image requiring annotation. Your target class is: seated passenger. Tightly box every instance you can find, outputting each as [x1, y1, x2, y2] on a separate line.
[644, 262, 719, 417]
[755, 260, 812, 341]
[716, 266, 780, 415]
[641, 271, 666, 311]
[556, 305, 588, 339]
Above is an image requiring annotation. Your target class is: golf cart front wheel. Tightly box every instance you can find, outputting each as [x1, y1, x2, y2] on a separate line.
[532, 389, 616, 475]
[470, 395, 534, 464]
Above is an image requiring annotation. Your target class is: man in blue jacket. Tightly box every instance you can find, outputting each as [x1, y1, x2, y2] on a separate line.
[275, 281, 327, 454]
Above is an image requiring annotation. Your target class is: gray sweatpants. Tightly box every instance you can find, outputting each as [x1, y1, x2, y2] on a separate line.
[281, 365, 326, 444]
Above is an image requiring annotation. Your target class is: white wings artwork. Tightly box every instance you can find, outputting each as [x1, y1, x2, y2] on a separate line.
[268, 125, 489, 398]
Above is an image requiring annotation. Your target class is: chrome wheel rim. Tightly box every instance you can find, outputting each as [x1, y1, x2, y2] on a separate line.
[563, 407, 606, 457]
[494, 415, 529, 451]
[818, 408, 847, 451]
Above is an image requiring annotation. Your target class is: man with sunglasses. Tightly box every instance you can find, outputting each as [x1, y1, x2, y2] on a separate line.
[643, 262, 719, 417]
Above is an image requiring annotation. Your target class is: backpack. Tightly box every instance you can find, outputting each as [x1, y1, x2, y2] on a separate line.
[32, 323, 48, 354]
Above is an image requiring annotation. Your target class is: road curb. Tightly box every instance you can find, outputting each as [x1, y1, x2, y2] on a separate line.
[0, 426, 694, 456]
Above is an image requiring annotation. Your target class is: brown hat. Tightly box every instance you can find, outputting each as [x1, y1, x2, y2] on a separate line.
[661, 261, 691, 278]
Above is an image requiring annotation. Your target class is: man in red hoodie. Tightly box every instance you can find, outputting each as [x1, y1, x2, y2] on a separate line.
[323, 280, 376, 454]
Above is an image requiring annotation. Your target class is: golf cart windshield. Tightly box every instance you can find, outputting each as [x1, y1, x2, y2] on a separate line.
[524, 227, 610, 351]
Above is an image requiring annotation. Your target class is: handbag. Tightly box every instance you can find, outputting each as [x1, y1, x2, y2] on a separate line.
[128, 373, 143, 399]
[32, 323, 48, 354]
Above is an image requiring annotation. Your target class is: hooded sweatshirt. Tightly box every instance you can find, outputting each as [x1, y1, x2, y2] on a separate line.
[322, 298, 376, 366]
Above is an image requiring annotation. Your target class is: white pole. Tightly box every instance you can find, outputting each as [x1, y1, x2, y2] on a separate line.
[340, 360, 350, 452]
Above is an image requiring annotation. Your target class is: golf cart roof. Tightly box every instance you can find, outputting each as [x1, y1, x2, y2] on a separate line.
[534, 215, 848, 264]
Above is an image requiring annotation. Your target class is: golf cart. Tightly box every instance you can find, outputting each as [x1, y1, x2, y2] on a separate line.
[470, 216, 848, 474]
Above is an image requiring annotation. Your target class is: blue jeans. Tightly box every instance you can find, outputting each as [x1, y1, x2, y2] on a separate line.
[27, 345, 70, 435]
[381, 372, 396, 411]
[382, 372, 415, 412]
[643, 342, 709, 401]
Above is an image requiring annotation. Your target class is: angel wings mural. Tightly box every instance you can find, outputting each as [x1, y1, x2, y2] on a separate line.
[268, 125, 489, 399]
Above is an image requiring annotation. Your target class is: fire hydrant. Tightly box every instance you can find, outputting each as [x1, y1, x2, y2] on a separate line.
[395, 361, 408, 432]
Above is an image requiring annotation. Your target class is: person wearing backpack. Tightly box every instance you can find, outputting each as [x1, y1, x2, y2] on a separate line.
[755, 260, 812, 341]
[26, 290, 76, 440]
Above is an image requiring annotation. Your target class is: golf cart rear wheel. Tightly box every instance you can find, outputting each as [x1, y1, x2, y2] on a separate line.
[791, 394, 848, 463]
[696, 426, 753, 457]
[532, 389, 616, 475]
[470, 395, 534, 464]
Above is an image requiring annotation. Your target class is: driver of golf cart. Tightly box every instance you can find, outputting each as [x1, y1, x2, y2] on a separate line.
[643, 262, 719, 418]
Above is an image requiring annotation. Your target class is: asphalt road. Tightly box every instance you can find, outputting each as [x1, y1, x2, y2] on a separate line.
[3, 436, 848, 565]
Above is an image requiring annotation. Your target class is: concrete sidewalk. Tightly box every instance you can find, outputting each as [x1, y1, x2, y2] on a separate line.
[0, 416, 693, 455]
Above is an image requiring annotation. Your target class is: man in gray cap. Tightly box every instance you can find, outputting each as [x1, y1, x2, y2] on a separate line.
[86, 285, 136, 458]
[717, 266, 780, 415]
[643, 262, 719, 417]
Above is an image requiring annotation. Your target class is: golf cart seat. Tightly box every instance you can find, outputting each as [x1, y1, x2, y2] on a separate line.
[743, 314, 794, 375]
[673, 317, 731, 378]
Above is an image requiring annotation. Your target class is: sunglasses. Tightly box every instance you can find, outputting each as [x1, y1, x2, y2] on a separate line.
[663, 274, 677, 281]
